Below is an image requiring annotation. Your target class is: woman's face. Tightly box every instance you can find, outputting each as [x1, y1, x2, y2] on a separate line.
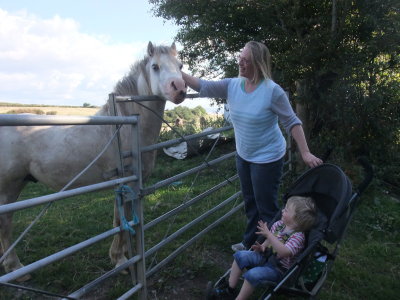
[238, 46, 255, 81]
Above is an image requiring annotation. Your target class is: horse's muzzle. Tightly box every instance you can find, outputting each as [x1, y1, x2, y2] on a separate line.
[167, 78, 187, 104]
[174, 91, 187, 104]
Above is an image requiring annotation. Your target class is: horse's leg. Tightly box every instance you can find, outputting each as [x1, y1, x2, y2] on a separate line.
[0, 182, 32, 282]
[109, 200, 128, 273]
[0, 212, 22, 272]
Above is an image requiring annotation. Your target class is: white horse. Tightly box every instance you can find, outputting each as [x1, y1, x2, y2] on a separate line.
[0, 42, 187, 281]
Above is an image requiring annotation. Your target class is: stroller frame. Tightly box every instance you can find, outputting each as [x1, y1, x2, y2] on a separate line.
[207, 159, 373, 300]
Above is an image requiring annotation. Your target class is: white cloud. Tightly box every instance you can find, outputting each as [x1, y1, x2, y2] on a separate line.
[0, 8, 221, 114]
[0, 9, 147, 106]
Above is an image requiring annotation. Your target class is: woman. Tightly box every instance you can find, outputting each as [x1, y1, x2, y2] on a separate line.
[182, 41, 322, 251]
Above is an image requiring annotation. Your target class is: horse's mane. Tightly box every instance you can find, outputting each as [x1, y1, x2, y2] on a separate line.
[98, 44, 173, 116]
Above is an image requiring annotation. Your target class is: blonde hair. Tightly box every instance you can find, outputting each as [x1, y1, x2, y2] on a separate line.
[244, 41, 272, 82]
[286, 196, 317, 232]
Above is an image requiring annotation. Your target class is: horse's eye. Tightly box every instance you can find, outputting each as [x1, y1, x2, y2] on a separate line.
[152, 64, 160, 71]
[179, 64, 183, 70]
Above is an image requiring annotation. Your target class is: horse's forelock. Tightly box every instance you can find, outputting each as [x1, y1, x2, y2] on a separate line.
[151, 44, 175, 57]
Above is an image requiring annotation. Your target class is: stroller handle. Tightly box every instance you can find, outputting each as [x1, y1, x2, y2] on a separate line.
[356, 157, 373, 194]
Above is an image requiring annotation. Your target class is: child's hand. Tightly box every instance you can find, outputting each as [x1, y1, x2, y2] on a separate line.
[251, 241, 265, 253]
[256, 220, 271, 238]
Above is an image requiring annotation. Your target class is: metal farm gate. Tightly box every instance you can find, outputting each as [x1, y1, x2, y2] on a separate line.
[0, 94, 293, 299]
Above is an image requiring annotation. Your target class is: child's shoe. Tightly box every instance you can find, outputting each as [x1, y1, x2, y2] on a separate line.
[231, 242, 246, 252]
[213, 287, 236, 299]
[206, 281, 237, 300]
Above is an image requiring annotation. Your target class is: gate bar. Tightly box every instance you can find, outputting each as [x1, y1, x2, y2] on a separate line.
[0, 115, 138, 126]
[128, 113, 147, 300]
[145, 191, 242, 258]
[0, 223, 131, 283]
[115, 93, 199, 102]
[64, 192, 243, 295]
[0, 175, 138, 215]
[144, 175, 239, 231]
[118, 125, 233, 160]
[65, 254, 142, 299]
[146, 202, 244, 278]
[142, 152, 236, 195]
[140, 125, 233, 153]
[117, 283, 144, 300]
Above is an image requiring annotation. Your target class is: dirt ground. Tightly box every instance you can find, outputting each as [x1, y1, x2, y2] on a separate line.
[148, 251, 231, 300]
[80, 248, 232, 300]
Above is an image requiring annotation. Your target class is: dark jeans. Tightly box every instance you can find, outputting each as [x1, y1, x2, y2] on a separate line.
[236, 155, 284, 248]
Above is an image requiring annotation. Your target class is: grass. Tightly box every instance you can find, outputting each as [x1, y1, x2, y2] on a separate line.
[317, 193, 399, 300]
[0, 141, 399, 299]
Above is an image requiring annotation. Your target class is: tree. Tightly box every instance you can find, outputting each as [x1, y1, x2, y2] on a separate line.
[164, 105, 207, 123]
[151, 0, 400, 183]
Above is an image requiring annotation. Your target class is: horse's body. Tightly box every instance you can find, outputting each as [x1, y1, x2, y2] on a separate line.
[0, 42, 187, 280]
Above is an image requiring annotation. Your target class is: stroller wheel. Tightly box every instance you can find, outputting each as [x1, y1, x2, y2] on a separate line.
[206, 281, 215, 300]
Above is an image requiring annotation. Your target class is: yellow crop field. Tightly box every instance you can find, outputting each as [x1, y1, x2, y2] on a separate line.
[0, 106, 101, 116]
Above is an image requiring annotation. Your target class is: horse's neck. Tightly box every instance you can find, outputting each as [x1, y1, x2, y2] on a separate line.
[134, 73, 167, 144]
[97, 93, 166, 148]
[117, 98, 166, 144]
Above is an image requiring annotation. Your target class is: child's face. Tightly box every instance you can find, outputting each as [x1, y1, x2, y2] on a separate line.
[282, 203, 297, 227]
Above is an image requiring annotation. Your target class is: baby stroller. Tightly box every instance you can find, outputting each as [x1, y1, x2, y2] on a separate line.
[206, 158, 373, 299]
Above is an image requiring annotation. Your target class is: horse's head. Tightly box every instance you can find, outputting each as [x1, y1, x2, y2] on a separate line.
[147, 42, 187, 104]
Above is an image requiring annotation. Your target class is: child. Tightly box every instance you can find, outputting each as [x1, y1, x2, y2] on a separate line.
[210, 195, 316, 300]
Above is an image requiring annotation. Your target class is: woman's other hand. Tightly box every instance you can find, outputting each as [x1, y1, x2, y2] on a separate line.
[302, 151, 323, 168]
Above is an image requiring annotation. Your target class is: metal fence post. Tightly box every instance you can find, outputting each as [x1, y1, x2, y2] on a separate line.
[130, 114, 147, 299]
[109, 93, 137, 285]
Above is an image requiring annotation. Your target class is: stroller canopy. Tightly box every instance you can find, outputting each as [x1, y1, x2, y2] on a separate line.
[283, 164, 353, 243]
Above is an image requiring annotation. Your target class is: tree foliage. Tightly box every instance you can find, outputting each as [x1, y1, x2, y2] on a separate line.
[164, 105, 207, 122]
[151, 0, 400, 184]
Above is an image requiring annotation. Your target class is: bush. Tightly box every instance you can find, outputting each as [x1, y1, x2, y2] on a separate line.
[159, 115, 230, 143]
[164, 106, 207, 123]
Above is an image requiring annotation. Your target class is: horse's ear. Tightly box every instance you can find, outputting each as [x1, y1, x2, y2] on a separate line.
[170, 42, 177, 56]
[147, 41, 154, 57]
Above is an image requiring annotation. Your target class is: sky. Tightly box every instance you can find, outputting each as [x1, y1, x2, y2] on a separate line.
[0, 0, 219, 113]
